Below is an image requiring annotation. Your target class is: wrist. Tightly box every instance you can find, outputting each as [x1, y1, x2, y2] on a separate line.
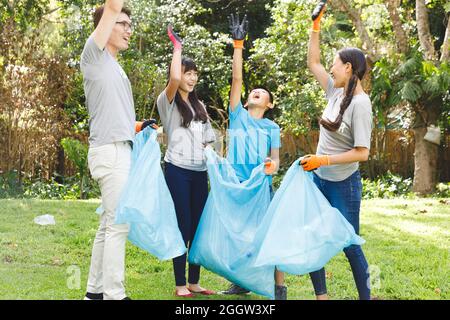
[312, 21, 321, 32]
[319, 155, 330, 166]
[233, 39, 244, 49]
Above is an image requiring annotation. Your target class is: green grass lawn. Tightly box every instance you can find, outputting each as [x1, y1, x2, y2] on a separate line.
[0, 198, 448, 300]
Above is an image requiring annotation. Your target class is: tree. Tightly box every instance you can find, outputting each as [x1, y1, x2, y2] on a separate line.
[0, 18, 73, 182]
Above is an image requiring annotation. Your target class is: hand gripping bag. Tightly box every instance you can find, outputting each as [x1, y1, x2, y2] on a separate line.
[189, 147, 276, 299]
[252, 160, 365, 274]
[115, 127, 187, 260]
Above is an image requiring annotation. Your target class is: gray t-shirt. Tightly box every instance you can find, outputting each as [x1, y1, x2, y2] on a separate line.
[157, 91, 216, 171]
[316, 77, 373, 181]
[80, 36, 135, 147]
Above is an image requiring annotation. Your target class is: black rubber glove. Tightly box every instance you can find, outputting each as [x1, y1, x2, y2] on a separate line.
[228, 13, 249, 41]
[312, 0, 327, 21]
[142, 119, 158, 130]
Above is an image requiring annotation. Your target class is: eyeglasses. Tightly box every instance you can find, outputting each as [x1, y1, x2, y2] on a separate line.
[116, 21, 133, 32]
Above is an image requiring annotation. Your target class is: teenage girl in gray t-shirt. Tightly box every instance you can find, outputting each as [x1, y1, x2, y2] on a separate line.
[300, 2, 372, 300]
[157, 26, 216, 298]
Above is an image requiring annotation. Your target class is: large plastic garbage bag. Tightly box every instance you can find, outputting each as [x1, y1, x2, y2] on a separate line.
[189, 147, 276, 299]
[251, 160, 365, 274]
[115, 127, 186, 261]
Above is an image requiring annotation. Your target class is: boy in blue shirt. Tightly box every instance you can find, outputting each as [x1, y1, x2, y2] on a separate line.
[220, 13, 287, 300]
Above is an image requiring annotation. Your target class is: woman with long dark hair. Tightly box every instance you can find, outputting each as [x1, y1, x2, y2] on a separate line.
[301, 2, 373, 300]
[157, 26, 216, 297]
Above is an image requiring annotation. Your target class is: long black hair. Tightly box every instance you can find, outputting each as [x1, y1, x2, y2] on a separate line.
[174, 57, 208, 128]
[320, 47, 367, 132]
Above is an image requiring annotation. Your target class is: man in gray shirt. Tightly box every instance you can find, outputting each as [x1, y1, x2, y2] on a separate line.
[80, 0, 134, 300]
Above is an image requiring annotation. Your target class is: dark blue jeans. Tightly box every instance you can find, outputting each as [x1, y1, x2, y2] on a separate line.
[309, 170, 371, 300]
[165, 162, 209, 286]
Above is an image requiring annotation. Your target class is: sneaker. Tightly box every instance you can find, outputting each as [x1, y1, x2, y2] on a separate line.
[83, 292, 103, 300]
[219, 283, 250, 295]
[275, 285, 287, 300]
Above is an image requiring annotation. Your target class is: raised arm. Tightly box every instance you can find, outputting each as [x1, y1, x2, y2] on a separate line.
[307, 1, 329, 91]
[92, 0, 125, 50]
[164, 25, 183, 103]
[228, 13, 249, 112]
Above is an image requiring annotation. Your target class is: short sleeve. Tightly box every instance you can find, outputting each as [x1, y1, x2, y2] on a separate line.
[80, 36, 108, 80]
[203, 120, 217, 144]
[81, 36, 106, 67]
[352, 97, 373, 149]
[229, 101, 244, 120]
[157, 90, 175, 126]
[270, 124, 281, 149]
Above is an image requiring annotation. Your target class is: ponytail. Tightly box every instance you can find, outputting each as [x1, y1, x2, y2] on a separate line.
[320, 73, 358, 131]
[320, 47, 367, 132]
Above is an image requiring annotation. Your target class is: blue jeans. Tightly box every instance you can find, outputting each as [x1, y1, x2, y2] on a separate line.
[309, 170, 371, 300]
[165, 162, 209, 286]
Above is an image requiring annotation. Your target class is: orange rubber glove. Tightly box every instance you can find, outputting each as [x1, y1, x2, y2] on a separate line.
[300, 154, 330, 171]
[312, 1, 327, 32]
[264, 158, 277, 175]
[135, 121, 144, 133]
[233, 40, 244, 49]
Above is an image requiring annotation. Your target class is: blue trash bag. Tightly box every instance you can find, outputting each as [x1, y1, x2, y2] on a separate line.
[115, 127, 187, 261]
[189, 147, 276, 299]
[250, 160, 365, 275]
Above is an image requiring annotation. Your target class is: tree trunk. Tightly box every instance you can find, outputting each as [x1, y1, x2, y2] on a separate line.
[412, 101, 440, 194]
[412, 127, 439, 194]
[55, 146, 65, 184]
[441, 18, 450, 62]
[80, 174, 85, 200]
[416, 0, 437, 61]
[386, 0, 409, 54]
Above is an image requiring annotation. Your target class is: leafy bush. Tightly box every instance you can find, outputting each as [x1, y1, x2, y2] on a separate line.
[22, 174, 100, 200]
[0, 172, 100, 200]
[0, 171, 23, 198]
[362, 172, 413, 199]
[433, 183, 450, 198]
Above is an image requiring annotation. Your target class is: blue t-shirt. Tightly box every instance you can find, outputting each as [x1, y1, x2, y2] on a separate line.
[226, 101, 281, 182]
